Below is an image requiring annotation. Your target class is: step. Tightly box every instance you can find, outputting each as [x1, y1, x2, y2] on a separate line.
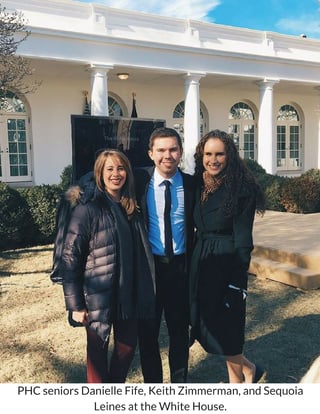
[249, 256, 320, 290]
[252, 245, 320, 273]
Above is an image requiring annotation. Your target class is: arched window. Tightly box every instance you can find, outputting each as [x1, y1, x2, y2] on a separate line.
[0, 91, 31, 182]
[108, 96, 123, 117]
[0, 91, 26, 112]
[276, 104, 301, 170]
[173, 101, 186, 118]
[277, 104, 299, 121]
[228, 102, 256, 160]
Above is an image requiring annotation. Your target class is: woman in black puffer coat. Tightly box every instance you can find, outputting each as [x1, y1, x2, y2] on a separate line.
[61, 149, 155, 383]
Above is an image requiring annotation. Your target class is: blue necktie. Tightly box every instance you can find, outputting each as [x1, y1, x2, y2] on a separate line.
[163, 180, 173, 258]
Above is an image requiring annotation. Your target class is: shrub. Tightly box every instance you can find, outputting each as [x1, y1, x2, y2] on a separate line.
[244, 159, 267, 176]
[280, 173, 320, 213]
[264, 177, 287, 211]
[244, 159, 286, 211]
[19, 185, 62, 244]
[303, 168, 320, 183]
[59, 164, 73, 191]
[243, 161, 320, 213]
[0, 182, 35, 250]
[0, 164, 72, 250]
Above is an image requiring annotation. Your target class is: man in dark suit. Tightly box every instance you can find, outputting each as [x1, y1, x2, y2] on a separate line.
[134, 127, 195, 383]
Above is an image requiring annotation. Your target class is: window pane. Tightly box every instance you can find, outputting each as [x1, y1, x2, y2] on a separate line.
[277, 105, 299, 121]
[290, 125, 299, 164]
[173, 101, 184, 118]
[228, 124, 240, 151]
[19, 166, 28, 175]
[10, 166, 19, 176]
[108, 97, 123, 116]
[19, 154, 27, 164]
[173, 101, 203, 118]
[9, 154, 19, 164]
[18, 131, 26, 142]
[229, 102, 254, 120]
[243, 125, 255, 159]
[17, 119, 26, 130]
[8, 131, 17, 142]
[277, 125, 286, 166]
[9, 142, 18, 152]
[18, 142, 27, 152]
[0, 91, 26, 113]
[7, 119, 16, 131]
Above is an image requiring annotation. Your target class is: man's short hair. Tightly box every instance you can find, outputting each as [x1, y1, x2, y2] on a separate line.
[149, 127, 183, 150]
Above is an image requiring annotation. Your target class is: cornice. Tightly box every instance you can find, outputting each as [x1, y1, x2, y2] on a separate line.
[23, 26, 320, 69]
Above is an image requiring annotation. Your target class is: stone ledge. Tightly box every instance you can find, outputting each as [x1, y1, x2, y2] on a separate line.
[250, 256, 320, 290]
[252, 245, 320, 273]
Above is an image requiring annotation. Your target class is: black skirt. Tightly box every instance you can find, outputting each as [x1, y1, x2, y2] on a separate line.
[191, 235, 246, 356]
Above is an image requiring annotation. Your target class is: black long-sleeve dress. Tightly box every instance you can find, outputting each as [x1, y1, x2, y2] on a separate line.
[189, 182, 256, 356]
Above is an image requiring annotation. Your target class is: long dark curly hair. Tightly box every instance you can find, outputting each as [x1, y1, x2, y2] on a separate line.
[194, 129, 265, 217]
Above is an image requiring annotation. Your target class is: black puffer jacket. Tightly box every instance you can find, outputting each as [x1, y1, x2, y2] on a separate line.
[61, 185, 155, 343]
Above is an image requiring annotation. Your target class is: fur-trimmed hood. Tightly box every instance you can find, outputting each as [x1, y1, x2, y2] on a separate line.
[64, 171, 95, 207]
[64, 185, 82, 208]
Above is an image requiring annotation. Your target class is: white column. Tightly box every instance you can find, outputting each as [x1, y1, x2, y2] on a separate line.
[183, 72, 205, 174]
[257, 78, 279, 174]
[316, 109, 320, 169]
[314, 87, 320, 169]
[89, 64, 113, 116]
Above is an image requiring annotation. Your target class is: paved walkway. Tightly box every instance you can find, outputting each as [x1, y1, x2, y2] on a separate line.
[253, 210, 320, 256]
[250, 210, 320, 289]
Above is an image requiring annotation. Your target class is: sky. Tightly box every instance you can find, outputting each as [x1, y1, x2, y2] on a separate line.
[75, 0, 320, 39]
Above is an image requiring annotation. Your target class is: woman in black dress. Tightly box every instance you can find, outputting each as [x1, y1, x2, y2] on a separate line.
[189, 130, 265, 383]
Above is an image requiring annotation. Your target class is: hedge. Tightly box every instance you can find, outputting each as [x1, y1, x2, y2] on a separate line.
[0, 165, 72, 251]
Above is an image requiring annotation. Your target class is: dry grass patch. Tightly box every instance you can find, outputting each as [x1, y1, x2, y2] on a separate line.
[1, 245, 320, 383]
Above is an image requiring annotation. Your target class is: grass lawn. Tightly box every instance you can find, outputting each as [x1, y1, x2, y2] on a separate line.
[1, 244, 320, 383]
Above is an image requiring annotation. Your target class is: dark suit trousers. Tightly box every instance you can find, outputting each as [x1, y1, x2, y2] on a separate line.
[138, 254, 189, 383]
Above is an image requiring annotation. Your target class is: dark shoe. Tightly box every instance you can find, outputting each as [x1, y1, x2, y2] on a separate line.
[253, 364, 265, 383]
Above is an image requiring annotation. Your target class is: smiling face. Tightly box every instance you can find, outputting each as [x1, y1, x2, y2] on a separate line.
[203, 137, 227, 177]
[102, 155, 127, 200]
[148, 136, 183, 178]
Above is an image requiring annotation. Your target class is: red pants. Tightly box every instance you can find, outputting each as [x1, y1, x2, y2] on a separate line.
[86, 319, 137, 383]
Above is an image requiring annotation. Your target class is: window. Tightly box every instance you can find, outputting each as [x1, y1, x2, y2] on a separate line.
[108, 96, 123, 117]
[228, 102, 256, 160]
[276, 105, 301, 170]
[0, 91, 31, 182]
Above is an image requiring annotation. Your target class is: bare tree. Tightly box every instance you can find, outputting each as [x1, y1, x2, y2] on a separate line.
[0, 3, 41, 97]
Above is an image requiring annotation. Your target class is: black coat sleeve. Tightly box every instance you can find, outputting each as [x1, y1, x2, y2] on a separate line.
[61, 203, 91, 311]
[231, 193, 256, 289]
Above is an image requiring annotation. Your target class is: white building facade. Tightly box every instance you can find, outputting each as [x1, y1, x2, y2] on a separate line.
[2, 0, 320, 185]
